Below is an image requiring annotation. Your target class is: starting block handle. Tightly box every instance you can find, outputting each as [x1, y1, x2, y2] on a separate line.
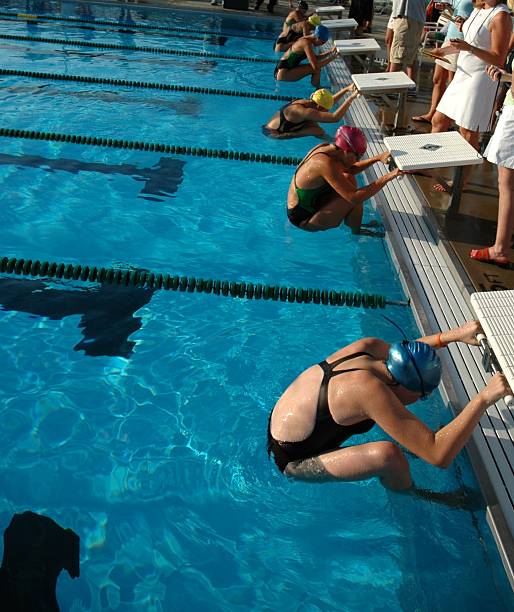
[476, 333, 514, 408]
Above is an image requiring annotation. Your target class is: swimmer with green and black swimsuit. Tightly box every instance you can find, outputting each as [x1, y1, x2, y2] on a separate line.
[263, 85, 359, 140]
[274, 26, 338, 87]
[268, 320, 511, 505]
[286, 126, 404, 233]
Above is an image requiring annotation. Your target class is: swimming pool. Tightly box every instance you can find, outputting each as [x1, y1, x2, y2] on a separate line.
[0, 0, 512, 609]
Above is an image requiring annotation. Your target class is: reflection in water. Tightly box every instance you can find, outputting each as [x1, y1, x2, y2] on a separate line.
[3, 83, 202, 114]
[0, 153, 186, 202]
[0, 277, 155, 357]
[0, 511, 80, 611]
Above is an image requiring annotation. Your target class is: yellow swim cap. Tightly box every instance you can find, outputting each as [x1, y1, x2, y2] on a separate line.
[308, 14, 321, 26]
[310, 88, 334, 110]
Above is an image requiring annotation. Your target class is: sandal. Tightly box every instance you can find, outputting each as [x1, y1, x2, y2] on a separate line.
[469, 247, 510, 268]
[411, 115, 432, 125]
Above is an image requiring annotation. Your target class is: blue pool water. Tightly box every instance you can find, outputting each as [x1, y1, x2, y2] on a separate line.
[0, 1, 512, 609]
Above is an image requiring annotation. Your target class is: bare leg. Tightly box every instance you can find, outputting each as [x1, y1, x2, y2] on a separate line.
[310, 67, 321, 88]
[285, 441, 412, 491]
[412, 64, 449, 123]
[303, 194, 356, 231]
[265, 123, 327, 140]
[276, 65, 315, 84]
[454, 126, 480, 191]
[494, 166, 514, 256]
[473, 165, 514, 262]
[385, 27, 393, 71]
[431, 111, 456, 191]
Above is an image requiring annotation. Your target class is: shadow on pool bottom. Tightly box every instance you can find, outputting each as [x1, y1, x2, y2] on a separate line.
[0, 276, 155, 358]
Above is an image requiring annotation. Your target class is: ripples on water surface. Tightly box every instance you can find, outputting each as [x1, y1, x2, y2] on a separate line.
[0, 0, 512, 610]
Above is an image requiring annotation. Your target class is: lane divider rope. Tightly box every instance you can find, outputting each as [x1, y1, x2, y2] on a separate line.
[1, 10, 276, 41]
[0, 256, 409, 308]
[0, 127, 302, 165]
[0, 14, 228, 44]
[0, 68, 292, 101]
[0, 32, 276, 63]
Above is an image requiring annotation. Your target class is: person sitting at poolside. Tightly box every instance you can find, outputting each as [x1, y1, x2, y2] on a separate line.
[268, 320, 511, 498]
[274, 13, 321, 53]
[286, 125, 403, 233]
[263, 85, 360, 139]
[274, 25, 337, 88]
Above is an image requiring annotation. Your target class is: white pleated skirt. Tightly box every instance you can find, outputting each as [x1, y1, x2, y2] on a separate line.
[485, 105, 514, 169]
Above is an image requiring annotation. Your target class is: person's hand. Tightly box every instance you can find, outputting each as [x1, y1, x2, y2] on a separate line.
[388, 168, 404, 180]
[479, 373, 512, 406]
[449, 38, 472, 52]
[451, 320, 483, 345]
[454, 17, 465, 33]
[379, 150, 392, 164]
[486, 64, 507, 81]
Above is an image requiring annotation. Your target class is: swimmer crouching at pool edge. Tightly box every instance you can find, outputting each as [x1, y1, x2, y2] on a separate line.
[268, 320, 511, 501]
[286, 125, 403, 234]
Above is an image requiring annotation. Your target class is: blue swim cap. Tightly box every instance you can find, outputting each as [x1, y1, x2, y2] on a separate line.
[386, 341, 441, 396]
[314, 25, 330, 43]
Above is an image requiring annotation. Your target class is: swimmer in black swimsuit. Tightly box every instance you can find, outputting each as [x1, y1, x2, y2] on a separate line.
[286, 125, 403, 233]
[274, 13, 320, 53]
[263, 85, 359, 139]
[274, 26, 338, 87]
[268, 321, 511, 495]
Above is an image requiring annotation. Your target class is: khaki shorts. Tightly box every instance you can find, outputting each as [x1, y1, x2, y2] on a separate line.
[435, 39, 458, 72]
[390, 17, 424, 67]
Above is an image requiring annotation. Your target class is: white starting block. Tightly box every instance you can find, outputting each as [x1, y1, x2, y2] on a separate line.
[335, 38, 380, 54]
[352, 72, 415, 129]
[383, 131, 482, 171]
[314, 6, 346, 19]
[335, 38, 380, 71]
[471, 289, 514, 409]
[352, 71, 415, 93]
[322, 18, 358, 37]
[384, 131, 483, 213]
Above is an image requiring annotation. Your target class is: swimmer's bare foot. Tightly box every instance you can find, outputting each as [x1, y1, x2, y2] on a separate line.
[361, 220, 383, 228]
[433, 178, 453, 194]
[352, 226, 385, 238]
[411, 485, 484, 511]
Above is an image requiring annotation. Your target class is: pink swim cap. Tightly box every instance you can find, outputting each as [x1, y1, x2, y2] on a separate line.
[334, 126, 367, 156]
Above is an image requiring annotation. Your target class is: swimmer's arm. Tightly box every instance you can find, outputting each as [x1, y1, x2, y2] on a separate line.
[365, 374, 510, 468]
[345, 150, 393, 174]
[417, 320, 482, 349]
[323, 165, 403, 204]
[318, 46, 338, 61]
[332, 84, 357, 104]
[305, 43, 337, 70]
[300, 90, 359, 123]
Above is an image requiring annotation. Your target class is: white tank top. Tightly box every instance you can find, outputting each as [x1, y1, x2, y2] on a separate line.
[458, 4, 510, 76]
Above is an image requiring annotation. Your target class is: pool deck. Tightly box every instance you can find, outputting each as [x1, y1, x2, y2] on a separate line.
[70, 0, 514, 587]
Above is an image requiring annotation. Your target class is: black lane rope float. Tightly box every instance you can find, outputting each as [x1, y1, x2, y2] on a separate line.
[0, 33, 276, 63]
[0, 127, 302, 166]
[0, 257, 409, 309]
[0, 15, 228, 44]
[0, 10, 276, 41]
[0, 68, 292, 102]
